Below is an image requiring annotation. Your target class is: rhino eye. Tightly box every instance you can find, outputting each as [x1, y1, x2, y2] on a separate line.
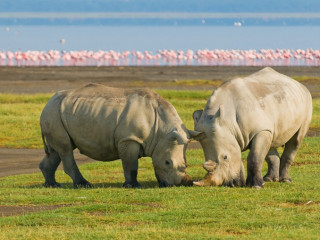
[207, 115, 214, 121]
[178, 165, 186, 173]
[165, 160, 171, 165]
[223, 155, 228, 160]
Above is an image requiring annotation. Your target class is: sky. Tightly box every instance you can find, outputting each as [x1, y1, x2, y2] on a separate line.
[1, 0, 320, 13]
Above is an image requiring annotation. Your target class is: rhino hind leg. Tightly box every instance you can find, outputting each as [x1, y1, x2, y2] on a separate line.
[118, 140, 142, 188]
[39, 147, 62, 188]
[279, 128, 306, 183]
[263, 148, 280, 182]
[59, 150, 93, 188]
[246, 131, 273, 188]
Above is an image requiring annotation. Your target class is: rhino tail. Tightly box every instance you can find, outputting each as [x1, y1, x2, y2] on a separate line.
[42, 133, 50, 158]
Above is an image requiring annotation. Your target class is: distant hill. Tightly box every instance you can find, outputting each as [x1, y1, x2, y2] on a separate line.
[1, 0, 320, 12]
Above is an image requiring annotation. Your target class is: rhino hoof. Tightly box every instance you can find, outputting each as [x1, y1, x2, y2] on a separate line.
[43, 182, 61, 188]
[263, 175, 279, 182]
[122, 182, 141, 188]
[246, 177, 265, 188]
[280, 177, 292, 183]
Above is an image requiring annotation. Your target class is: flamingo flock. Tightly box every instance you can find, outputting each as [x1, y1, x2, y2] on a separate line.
[0, 48, 319, 66]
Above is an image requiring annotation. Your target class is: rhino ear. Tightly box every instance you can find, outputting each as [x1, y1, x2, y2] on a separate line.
[168, 129, 186, 144]
[216, 105, 225, 120]
[168, 129, 179, 141]
[193, 110, 203, 126]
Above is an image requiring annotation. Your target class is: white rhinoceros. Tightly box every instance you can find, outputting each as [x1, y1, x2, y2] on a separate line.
[193, 67, 312, 188]
[40, 83, 196, 188]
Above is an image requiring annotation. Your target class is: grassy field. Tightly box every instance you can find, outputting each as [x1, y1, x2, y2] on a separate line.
[0, 91, 320, 239]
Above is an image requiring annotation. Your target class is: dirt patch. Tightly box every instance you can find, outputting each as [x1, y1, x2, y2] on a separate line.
[1, 66, 320, 95]
[307, 128, 320, 137]
[0, 148, 95, 178]
[292, 161, 320, 166]
[0, 204, 69, 217]
[0, 142, 201, 179]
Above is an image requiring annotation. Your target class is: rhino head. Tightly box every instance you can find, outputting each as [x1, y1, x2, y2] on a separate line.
[192, 107, 246, 187]
[152, 128, 197, 187]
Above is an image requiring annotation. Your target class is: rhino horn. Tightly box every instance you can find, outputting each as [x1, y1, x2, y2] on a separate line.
[193, 178, 212, 187]
[180, 174, 193, 186]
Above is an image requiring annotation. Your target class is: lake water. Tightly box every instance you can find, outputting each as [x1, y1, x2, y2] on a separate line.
[1, 25, 320, 52]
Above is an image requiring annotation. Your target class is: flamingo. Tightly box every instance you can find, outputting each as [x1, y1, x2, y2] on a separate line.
[1, 48, 320, 67]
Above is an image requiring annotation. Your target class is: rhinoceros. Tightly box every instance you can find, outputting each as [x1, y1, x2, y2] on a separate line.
[40, 83, 196, 188]
[193, 67, 312, 188]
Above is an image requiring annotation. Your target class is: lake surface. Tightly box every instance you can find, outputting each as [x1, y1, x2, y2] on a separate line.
[1, 25, 320, 52]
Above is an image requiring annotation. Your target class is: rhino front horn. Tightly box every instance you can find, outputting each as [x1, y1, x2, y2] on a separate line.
[193, 178, 211, 187]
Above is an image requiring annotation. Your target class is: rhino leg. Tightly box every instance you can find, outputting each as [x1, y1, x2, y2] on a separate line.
[263, 148, 280, 182]
[246, 131, 272, 188]
[39, 147, 61, 188]
[279, 129, 304, 183]
[118, 140, 142, 188]
[59, 151, 92, 188]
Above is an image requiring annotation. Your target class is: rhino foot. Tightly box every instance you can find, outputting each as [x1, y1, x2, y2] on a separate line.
[43, 182, 61, 188]
[122, 181, 141, 188]
[263, 175, 279, 182]
[73, 181, 93, 189]
[279, 177, 292, 183]
[246, 176, 265, 188]
[158, 181, 173, 188]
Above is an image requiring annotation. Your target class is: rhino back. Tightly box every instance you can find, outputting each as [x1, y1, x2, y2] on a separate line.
[58, 84, 164, 160]
[208, 67, 312, 148]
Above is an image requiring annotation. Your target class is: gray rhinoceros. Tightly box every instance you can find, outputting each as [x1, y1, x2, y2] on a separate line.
[40, 83, 196, 188]
[193, 67, 312, 188]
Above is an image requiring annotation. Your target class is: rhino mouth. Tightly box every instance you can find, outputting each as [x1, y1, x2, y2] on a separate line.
[155, 173, 172, 187]
[156, 173, 193, 187]
[194, 172, 245, 187]
[179, 174, 193, 186]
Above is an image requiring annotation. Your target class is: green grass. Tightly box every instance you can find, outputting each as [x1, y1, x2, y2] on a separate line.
[0, 91, 320, 239]
[293, 76, 320, 82]
[0, 138, 319, 239]
[0, 94, 52, 148]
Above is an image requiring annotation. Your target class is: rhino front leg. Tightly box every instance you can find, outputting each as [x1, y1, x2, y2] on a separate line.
[263, 148, 280, 182]
[118, 140, 142, 188]
[39, 147, 61, 188]
[279, 130, 303, 183]
[246, 131, 272, 188]
[59, 151, 92, 188]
